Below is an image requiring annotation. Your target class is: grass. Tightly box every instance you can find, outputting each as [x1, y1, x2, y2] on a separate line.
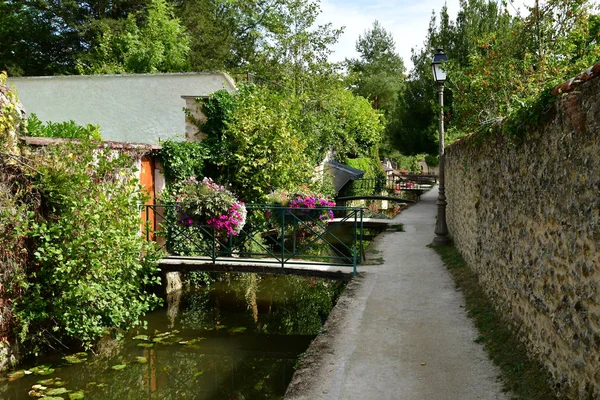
[432, 244, 559, 400]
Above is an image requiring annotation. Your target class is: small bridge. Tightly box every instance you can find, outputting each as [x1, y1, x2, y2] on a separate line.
[143, 204, 373, 276]
[336, 177, 433, 204]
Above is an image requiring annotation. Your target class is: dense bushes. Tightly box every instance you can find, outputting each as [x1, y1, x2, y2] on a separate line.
[1, 79, 162, 356]
[12, 141, 162, 352]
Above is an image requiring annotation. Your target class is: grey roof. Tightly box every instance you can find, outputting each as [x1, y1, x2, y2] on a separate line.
[324, 160, 365, 192]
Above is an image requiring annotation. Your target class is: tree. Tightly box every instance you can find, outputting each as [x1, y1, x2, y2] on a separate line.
[0, 1, 79, 76]
[198, 85, 314, 202]
[76, 0, 190, 74]
[251, 0, 344, 95]
[173, 0, 262, 72]
[0, 0, 152, 76]
[346, 21, 406, 114]
[446, 0, 599, 133]
[295, 85, 385, 164]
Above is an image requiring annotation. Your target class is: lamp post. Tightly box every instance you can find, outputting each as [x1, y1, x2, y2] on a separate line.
[432, 48, 450, 246]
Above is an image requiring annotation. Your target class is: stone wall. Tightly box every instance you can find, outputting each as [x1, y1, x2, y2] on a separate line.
[445, 63, 600, 399]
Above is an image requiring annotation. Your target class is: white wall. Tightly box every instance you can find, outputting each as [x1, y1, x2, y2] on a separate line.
[9, 72, 236, 144]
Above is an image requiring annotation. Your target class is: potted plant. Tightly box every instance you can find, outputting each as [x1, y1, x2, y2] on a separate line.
[172, 177, 246, 236]
[266, 186, 336, 222]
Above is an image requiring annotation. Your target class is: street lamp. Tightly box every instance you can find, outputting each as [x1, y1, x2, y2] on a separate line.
[431, 49, 450, 246]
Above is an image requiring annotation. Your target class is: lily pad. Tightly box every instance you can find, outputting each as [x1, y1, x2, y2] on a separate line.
[30, 365, 55, 376]
[44, 397, 65, 400]
[63, 354, 87, 364]
[111, 364, 127, 371]
[46, 387, 70, 395]
[132, 334, 149, 341]
[229, 327, 247, 334]
[8, 370, 25, 381]
[179, 337, 205, 346]
[135, 357, 147, 364]
[159, 337, 183, 346]
[38, 378, 58, 385]
[69, 390, 85, 399]
[137, 343, 154, 348]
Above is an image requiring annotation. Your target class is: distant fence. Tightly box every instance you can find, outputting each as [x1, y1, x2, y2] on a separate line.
[338, 176, 435, 201]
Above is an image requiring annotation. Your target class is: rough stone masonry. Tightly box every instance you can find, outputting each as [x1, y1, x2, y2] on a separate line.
[445, 61, 600, 399]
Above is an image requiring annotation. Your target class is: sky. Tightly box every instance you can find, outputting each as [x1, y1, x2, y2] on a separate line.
[317, 0, 530, 71]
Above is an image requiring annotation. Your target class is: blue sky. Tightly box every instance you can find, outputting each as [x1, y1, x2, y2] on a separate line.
[317, 0, 530, 71]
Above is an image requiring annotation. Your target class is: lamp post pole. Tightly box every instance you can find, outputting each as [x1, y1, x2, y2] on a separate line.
[432, 49, 450, 246]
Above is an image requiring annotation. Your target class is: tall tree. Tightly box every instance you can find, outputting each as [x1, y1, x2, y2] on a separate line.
[251, 0, 344, 95]
[76, 0, 190, 74]
[346, 21, 405, 114]
[173, 0, 274, 72]
[0, 0, 152, 76]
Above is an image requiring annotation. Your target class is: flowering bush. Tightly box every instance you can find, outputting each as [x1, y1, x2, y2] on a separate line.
[267, 186, 336, 221]
[172, 177, 246, 236]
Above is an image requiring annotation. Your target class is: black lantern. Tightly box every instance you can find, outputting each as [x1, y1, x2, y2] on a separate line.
[431, 49, 448, 83]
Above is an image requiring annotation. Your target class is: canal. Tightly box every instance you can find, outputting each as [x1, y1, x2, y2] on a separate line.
[0, 273, 346, 399]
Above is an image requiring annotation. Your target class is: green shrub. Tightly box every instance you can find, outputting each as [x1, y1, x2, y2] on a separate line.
[26, 114, 102, 140]
[13, 140, 161, 353]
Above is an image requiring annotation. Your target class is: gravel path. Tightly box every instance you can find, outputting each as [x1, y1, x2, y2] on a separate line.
[285, 186, 510, 400]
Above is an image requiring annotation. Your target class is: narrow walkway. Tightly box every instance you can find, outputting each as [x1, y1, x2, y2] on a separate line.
[285, 186, 508, 400]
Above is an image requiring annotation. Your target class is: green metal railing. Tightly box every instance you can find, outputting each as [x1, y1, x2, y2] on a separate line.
[339, 177, 431, 201]
[142, 204, 365, 275]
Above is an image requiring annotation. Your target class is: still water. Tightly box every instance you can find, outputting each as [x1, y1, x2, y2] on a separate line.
[0, 273, 346, 400]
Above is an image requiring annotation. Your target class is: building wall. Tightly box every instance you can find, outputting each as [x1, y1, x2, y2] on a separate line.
[9, 73, 236, 144]
[444, 64, 600, 398]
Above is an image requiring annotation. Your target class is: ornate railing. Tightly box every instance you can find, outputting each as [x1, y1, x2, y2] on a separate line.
[142, 204, 365, 275]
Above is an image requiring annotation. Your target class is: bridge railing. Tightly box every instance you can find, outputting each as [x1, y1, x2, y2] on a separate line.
[142, 204, 365, 275]
[339, 177, 432, 201]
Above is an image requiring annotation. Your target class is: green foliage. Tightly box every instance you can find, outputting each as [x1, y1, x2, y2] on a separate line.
[13, 140, 162, 352]
[346, 156, 385, 181]
[76, 0, 190, 74]
[199, 85, 314, 203]
[438, 0, 598, 137]
[393, 0, 599, 151]
[346, 20, 406, 115]
[26, 114, 102, 140]
[157, 139, 206, 184]
[297, 85, 386, 163]
[0, 71, 24, 155]
[424, 154, 439, 169]
[252, 0, 344, 96]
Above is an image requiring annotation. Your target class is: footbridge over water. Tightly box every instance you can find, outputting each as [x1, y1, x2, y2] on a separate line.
[336, 177, 434, 205]
[144, 204, 399, 278]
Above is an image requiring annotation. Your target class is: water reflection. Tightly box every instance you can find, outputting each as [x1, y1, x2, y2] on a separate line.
[0, 273, 345, 399]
